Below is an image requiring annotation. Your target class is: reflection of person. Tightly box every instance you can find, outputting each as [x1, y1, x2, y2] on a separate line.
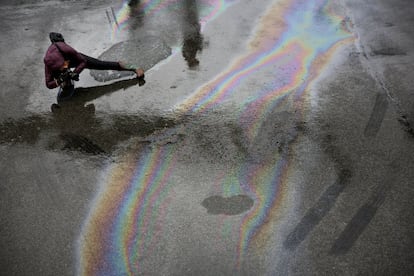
[182, 0, 203, 68]
[44, 32, 144, 89]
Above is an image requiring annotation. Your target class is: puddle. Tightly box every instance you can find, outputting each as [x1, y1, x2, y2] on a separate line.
[201, 194, 254, 215]
[90, 36, 172, 82]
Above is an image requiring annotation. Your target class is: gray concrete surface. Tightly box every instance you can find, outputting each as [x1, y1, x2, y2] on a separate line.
[0, 0, 413, 275]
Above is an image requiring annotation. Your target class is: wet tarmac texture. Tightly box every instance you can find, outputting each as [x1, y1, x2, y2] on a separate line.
[1, 0, 414, 275]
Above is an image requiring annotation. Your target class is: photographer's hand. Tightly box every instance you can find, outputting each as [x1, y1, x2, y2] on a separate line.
[56, 78, 65, 87]
[59, 80, 68, 88]
[70, 72, 79, 81]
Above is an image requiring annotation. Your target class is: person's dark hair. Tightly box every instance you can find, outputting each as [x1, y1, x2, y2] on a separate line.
[49, 32, 65, 43]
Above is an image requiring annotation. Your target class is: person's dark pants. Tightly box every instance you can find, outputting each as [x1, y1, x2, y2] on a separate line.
[57, 55, 137, 102]
[80, 54, 135, 72]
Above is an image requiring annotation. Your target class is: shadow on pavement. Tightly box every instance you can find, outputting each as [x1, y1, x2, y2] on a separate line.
[0, 78, 175, 157]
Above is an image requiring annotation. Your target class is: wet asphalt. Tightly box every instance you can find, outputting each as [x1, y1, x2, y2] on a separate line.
[0, 0, 413, 275]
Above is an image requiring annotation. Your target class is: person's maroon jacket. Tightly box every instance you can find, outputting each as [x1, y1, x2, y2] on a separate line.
[43, 42, 87, 89]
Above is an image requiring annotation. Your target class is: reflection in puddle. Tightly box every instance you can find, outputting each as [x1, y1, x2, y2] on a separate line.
[90, 37, 172, 82]
[109, 0, 235, 67]
[181, 0, 203, 68]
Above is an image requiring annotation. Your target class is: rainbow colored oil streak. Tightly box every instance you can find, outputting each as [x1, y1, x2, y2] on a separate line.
[110, 0, 236, 40]
[81, 0, 354, 274]
[177, 0, 353, 267]
[79, 145, 177, 275]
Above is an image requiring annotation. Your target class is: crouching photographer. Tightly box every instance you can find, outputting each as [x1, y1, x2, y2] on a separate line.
[44, 32, 145, 100]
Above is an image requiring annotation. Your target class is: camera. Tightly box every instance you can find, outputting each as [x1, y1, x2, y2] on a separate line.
[57, 69, 78, 87]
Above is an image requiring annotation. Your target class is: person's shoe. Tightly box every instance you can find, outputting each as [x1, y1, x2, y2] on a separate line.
[138, 78, 146, 86]
[85, 104, 95, 114]
[51, 103, 61, 113]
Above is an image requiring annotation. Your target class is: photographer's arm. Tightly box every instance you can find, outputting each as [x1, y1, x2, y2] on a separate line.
[45, 65, 59, 89]
[60, 43, 87, 75]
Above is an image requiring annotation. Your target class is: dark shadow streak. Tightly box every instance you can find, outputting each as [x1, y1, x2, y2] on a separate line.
[329, 181, 392, 255]
[69, 77, 141, 104]
[284, 132, 353, 250]
[364, 92, 388, 137]
[283, 169, 352, 250]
